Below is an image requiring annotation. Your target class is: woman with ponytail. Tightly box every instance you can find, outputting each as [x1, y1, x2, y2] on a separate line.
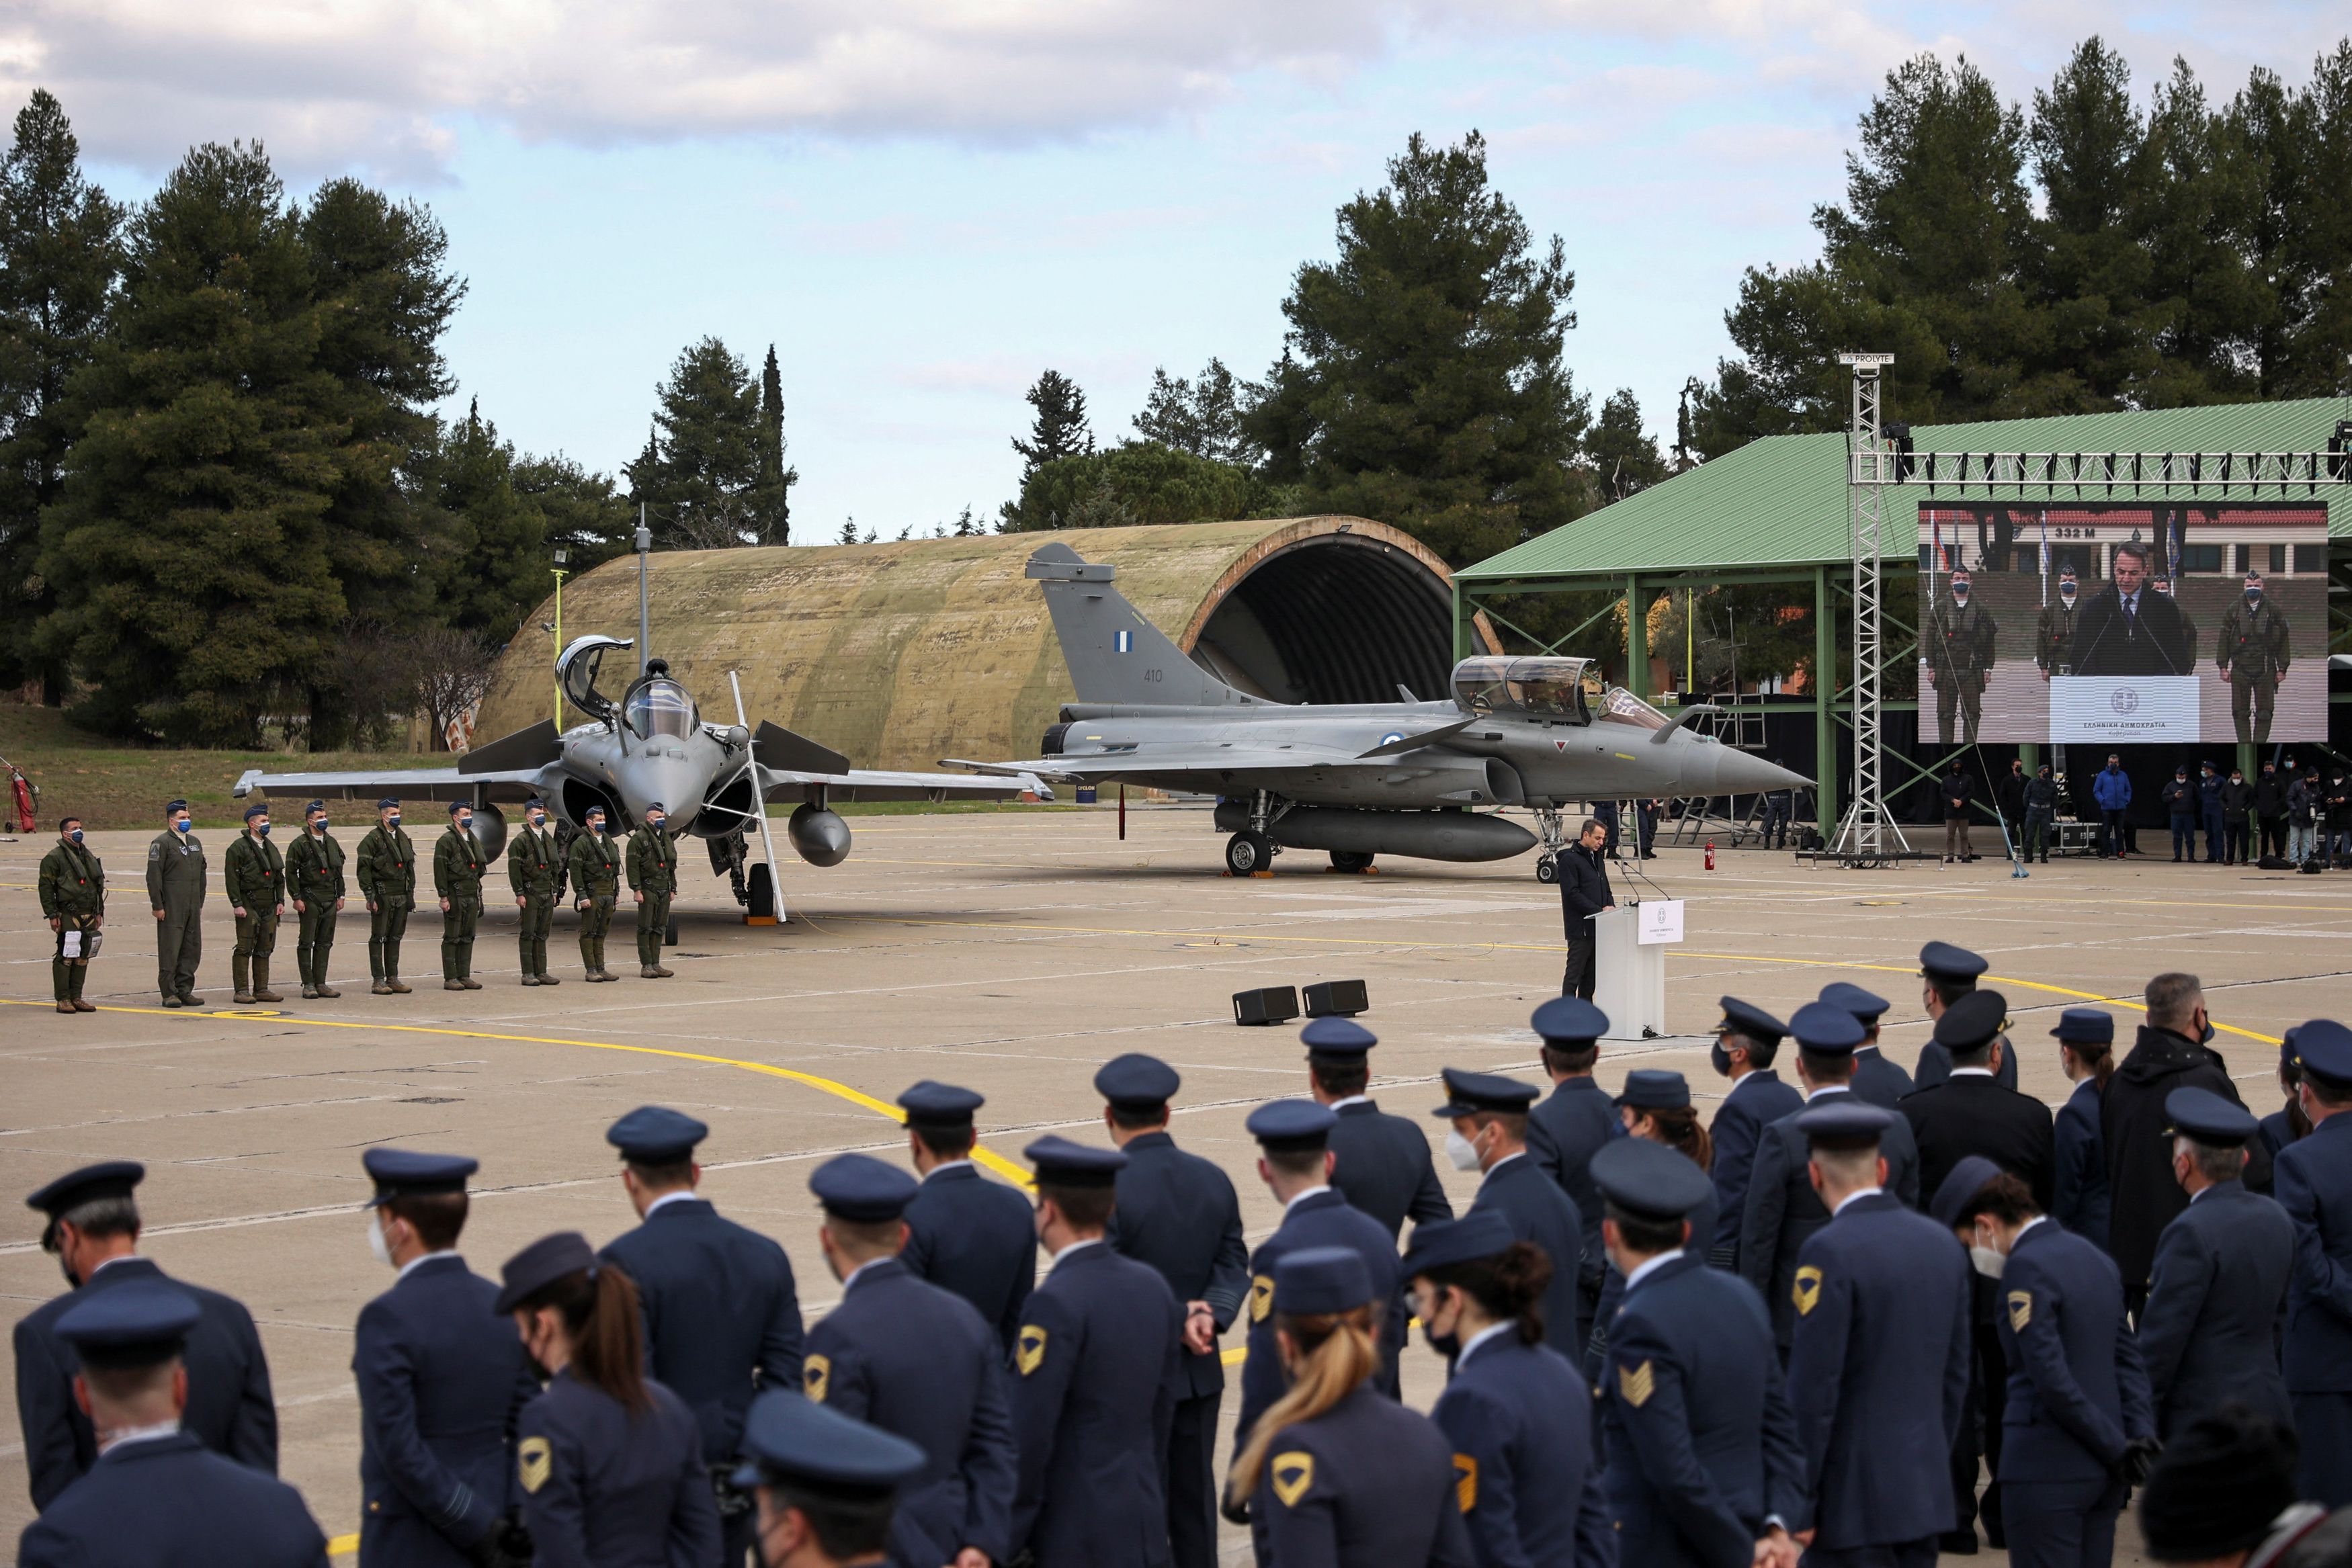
[495, 1232, 718, 1566]
[1405, 1214, 1612, 1568]
[2052, 1010, 2117, 1247]
[1227, 1247, 1471, 1567]
[1586, 1070, 1718, 1382]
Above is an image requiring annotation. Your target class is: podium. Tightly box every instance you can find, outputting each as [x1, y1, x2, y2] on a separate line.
[1593, 901, 1682, 1041]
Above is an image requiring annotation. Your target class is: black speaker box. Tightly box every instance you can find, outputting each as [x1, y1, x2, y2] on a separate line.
[1232, 986, 1300, 1027]
[1304, 979, 1369, 1018]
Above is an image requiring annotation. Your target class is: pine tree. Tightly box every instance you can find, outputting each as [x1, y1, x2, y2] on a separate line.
[1132, 357, 1259, 466]
[626, 337, 764, 546]
[1011, 369, 1093, 481]
[2027, 39, 2162, 407]
[1587, 390, 1667, 505]
[2138, 58, 2267, 406]
[419, 398, 545, 644]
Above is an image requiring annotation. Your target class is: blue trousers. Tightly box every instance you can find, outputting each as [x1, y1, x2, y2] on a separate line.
[2292, 1392, 2352, 1507]
[2002, 1477, 2122, 1568]
[1803, 1540, 1939, 1568]
[2171, 818, 2196, 859]
[2203, 810, 2225, 861]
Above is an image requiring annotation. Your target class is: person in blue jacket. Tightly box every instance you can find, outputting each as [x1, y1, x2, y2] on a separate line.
[2255, 1031, 2309, 1190]
[1912, 941, 2021, 1091]
[1523, 996, 1623, 1354]
[1587, 1071, 1717, 1385]
[1433, 1068, 1584, 1352]
[897, 1082, 1036, 1355]
[2050, 1011, 2116, 1255]
[1704, 998, 1804, 1271]
[2093, 756, 2134, 860]
[2198, 762, 2227, 864]
[731, 1386, 928, 1568]
[1820, 982, 1914, 1108]
[2272, 1018, 2352, 1506]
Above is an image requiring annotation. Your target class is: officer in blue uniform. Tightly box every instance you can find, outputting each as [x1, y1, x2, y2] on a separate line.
[1524, 996, 1623, 1354]
[2050, 1011, 2115, 1254]
[1783, 1102, 1972, 1568]
[1095, 1053, 1247, 1568]
[597, 1105, 804, 1566]
[1433, 1067, 1585, 1350]
[2136, 1088, 2294, 1437]
[732, 1386, 929, 1568]
[1007, 1136, 1182, 1568]
[1820, 982, 1915, 1108]
[1738, 1000, 1923, 1356]
[15, 1282, 327, 1568]
[1913, 943, 2019, 1090]
[1233, 1100, 1404, 1454]
[353, 1149, 537, 1568]
[1705, 997, 1804, 1269]
[1590, 1137, 1806, 1568]
[1933, 1158, 2156, 1568]
[898, 1081, 1036, 1355]
[2272, 1016, 2352, 1506]
[2255, 1031, 2308, 1193]
[1300, 1018, 1452, 1240]
[1587, 1071, 1719, 1383]
[799, 1154, 1017, 1567]
[15, 1160, 278, 1510]
[1403, 1211, 1614, 1568]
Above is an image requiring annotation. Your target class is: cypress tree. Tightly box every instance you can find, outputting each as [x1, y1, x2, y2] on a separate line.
[749, 343, 795, 545]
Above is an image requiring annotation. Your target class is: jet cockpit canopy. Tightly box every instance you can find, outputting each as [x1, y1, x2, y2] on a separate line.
[622, 669, 698, 740]
[1450, 656, 1602, 723]
[558, 635, 635, 722]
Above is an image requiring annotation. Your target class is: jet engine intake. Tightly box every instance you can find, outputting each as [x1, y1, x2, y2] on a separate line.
[1212, 803, 1536, 863]
[468, 801, 508, 863]
[694, 771, 762, 839]
[788, 804, 851, 867]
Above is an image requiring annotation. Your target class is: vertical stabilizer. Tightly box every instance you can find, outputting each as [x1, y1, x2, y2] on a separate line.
[1025, 543, 1259, 707]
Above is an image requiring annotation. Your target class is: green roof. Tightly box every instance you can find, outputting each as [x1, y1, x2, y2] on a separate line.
[1460, 396, 2352, 583]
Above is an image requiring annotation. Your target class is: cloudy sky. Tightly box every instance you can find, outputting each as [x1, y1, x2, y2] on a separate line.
[5, 1, 2343, 537]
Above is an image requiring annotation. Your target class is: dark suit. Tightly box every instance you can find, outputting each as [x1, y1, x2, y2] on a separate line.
[2068, 584, 2195, 677]
[12, 1256, 278, 1510]
[2136, 1180, 2293, 1436]
[1468, 1154, 1585, 1351]
[1786, 1192, 1972, 1559]
[802, 1256, 1018, 1567]
[1558, 843, 1613, 998]
[353, 1254, 538, 1567]
[903, 1163, 1037, 1354]
[2052, 1078, 2111, 1256]
[1248, 1387, 1475, 1568]
[1527, 1075, 1622, 1350]
[1235, 1190, 1402, 1449]
[1585, 1187, 1718, 1387]
[1914, 1036, 2021, 1092]
[1431, 1332, 1615, 1568]
[1008, 1244, 1181, 1568]
[2274, 1112, 2352, 1505]
[1708, 1070, 1804, 1269]
[1327, 1099, 1452, 1241]
[1848, 1046, 1914, 1110]
[1737, 1091, 1921, 1352]
[2103, 1027, 2271, 1297]
[1106, 1130, 1247, 1568]
[16, 1432, 325, 1568]
[515, 1367, 720, 1568]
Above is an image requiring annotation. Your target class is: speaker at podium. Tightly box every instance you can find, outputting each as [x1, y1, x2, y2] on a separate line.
[1594, 900, 1683, 1041]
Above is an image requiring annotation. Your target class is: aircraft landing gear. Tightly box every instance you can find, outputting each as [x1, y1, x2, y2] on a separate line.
[1531, 806, 1567, 883]
[1226, 831, 1275, 875]
[665, 916, 681, 946]
[1535, 855, 1558, 884]
[1329, 851, 1374, 874]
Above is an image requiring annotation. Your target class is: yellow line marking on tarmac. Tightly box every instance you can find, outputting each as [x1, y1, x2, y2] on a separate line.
[330, 1534, 357, 1557]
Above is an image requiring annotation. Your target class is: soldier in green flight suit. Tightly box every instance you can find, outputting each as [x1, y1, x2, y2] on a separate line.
[1925, 566, 1999, 746]
[2035, 564, 2081, 680]
[626, 801, 678, 979]
[2217, 570, 2294, 744]
[39, 816, 104, 1014]
[567, 803, 623, 982]
[357, 797, 416, 995]
[223, 803, 287, 1004]
[284, 799, 346, 999]
[433, 799, 487, 991]
[146, 799, 206, 1007]
[506, 795, 563, 988]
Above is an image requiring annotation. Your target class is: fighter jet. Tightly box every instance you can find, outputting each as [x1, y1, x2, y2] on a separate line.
[234, 634, 1048, 920]
[946, 542, 1809, 877]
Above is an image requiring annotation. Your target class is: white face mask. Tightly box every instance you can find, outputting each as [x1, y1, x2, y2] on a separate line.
[1968, 1245, 2005, 1278]
[1445, 1128, 1482, 1172]
[368, 1211, 394, 1267]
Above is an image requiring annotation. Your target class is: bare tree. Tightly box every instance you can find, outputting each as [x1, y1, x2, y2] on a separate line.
[410, 626, 499, 751]
[667, 499, 762, 551]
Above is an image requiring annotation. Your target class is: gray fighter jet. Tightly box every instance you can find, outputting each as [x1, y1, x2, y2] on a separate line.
[947, 542, 1808, 877]
[235, 634, 1048, 920]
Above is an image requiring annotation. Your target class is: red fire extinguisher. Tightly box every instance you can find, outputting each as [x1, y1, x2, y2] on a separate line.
[3, 754, 35, 834]
[1704, 839, 1717, 871]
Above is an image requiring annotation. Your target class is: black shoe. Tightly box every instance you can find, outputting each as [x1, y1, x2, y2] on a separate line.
[1939, 1531, 1980, 1555]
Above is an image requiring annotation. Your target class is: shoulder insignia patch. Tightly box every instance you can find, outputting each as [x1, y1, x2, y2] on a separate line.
[803, 1353, 831, 1404]
[1017, 1324, 1048, 1376]
[1453, 1452, 1478, 1512]
[1618, 1359, 1655, 1408]
[1271, 1451, 1314, 1507]
[1793, 1266, 1823, 1317]
[1249, 1273, 1273, 1324]
[2007, 1291, 2032, 1332]
[518, 1436, 552, 1495]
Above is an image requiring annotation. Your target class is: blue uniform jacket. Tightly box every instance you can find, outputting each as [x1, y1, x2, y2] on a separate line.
[1847, 1046, 1914, 1110]
[802, 1256, 1018, 1565]
[353, 1254, 538, 1565]
[1707, 1071, 1803, 1268]
[2275, 1113, 2352, 1393]
[1327, 1100, 1452, 1240]
[12, 1256, 278, 1510]
[1586, 1188, 1718, 1386]
[1600, 1254, 1807, 1568]
[1236, 1190, 1402, 1448]
[1784, 1192, 1971, 1550]
[16, 1432, 325, 1568]
[2052, 1078, 2112, 1254]
[2257, 1107, 2300, 1182]
[2136, 1180, 2293, 1434]
[1249, 1387, 1475, 1568]
[1432, 1332, 1615, 1568]
[599, 1196, 803, 1471]
[1008, 1242, 1182, 1568]
[1468, 1156, 1584, 1352]
[1107, 1130, 1249, 1401]
[1913, 1035, 2022, 1092]
[1737, 1095, 1921, 1350]
[1992, 1221, 2154, 1484]
[903, 1164, 1037, 1356]
[514, 1368, 718, 1568]
[1525, 1076, 1621, 1297]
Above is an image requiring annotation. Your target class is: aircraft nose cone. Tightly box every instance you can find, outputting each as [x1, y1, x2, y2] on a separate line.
[1710, 748, 1813, 795]
[620, 756, 706, 831]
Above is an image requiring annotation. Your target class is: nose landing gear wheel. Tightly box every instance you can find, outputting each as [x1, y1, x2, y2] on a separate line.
[1329, 851, 1374, 874]
[1225, 831, 1274, 875]
[1535, 855, 1559, 884]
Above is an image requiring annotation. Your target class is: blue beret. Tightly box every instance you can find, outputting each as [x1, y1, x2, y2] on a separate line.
[1274, 1246, 1374, 1315]
[1247, 1099, 1337, 1150]
[730, 1386, 927, 1495]
[2165, 1087, 2259, 1147]
[2051, 1009, 2115, 1046]
[524, 797, 546, 808]
[494, 1231, 598, 1315]
[448, 799, 469, 816]
[1790, 1001, 1866, 1055]
[362, 1148, 478, 1206]
[1818, 982, 1889, 1022]
[27, 1160, 144, 1221]
[1400, 1211, 1516, 1279]
[2296, 1019, 2352, 1086]
[55, 1280, 202, 1367]
[1920, 941, 1988, 985]
[898, 1080, 984, 1128]
[605, 1105, 708, 1164]
[1590, 1138, 1713, 1222]
[1300, 1017, 1376, 1056]
[582, 802, 605, 817]
[1430, 1068, 1540, 1118]
[1929, 1156, 2006, 1229]
[243, 803, 269, 820]
[809, 1155, 918, 1222]
[1933, 990, 2009, 1053]
[376, 797, 401, 810]
[1716, 996, 1788, 1044]
[1619, 1070, 1690, 1110]
[304, 799, 327, 814]
[1793, 1100, 1895, 1148]
[1531, 996, 1609, 1045]
[1025, 1135, 1127, 1187]
[163, 799, 188, 815]
[1093, 1053, 1181, 1108]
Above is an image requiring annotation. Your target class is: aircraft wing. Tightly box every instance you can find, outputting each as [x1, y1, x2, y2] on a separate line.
[233, 764, 553, 803]
[945, 742, 1359, 781]
[757, 765, 1055, 804]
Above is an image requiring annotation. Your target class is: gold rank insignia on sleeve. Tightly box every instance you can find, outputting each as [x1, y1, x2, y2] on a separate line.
[1618, 1359, 1655, 1408]
[1017, 1325, 1048, 1376]
[803, 1354, 832, 1404]
[1249, 1274, 1274, 1323]
[517, 1436, 552, 1495]
[2007, 1291, 2032, 1332]
[1271, 1452, 1314, 1507]
[1453, 1454, 1478, 1512]
[1793, 1266, 1823, 1317]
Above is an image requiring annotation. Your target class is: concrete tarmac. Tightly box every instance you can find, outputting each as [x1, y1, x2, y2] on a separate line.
[5, 809, 2345, 1561]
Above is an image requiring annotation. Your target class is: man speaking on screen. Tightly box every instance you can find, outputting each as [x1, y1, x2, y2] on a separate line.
[2068, 541, 2194, 677]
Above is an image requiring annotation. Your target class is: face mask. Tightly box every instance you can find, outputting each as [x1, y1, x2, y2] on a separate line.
[255, 822, 271, 836]
[2199, 1019, 2216, 1046]
[1710, 1039, 1732, 1078]
[1421, 1319, 1462, 1360]
[2060, 586, 2076, 601]
[456, 818, 473, 833]
[1445, 1128, 1482, 1172]
[67, 828, 83, 844]
[310, 820, 326, 832]
[172, 818, 190, 834]
[1952, 589, 1970, 603]
[2247, 590, 2263, 603]
[529, 813, 545, 828]
[385, 814, 401, 828]
[647, 816, 665, 830]
[368, 1211, 393, 1267]
[1968, 1244, 2007, 1279]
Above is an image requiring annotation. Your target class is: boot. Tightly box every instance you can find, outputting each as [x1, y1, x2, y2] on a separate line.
[302, 982, 321, 998]
[444, 977, 467, 991]
[161, 994, 184, 1007]
[581, 939, 598, 982]
[253, 960, 283, 1004]
[69, 965, 94, 1012]
[53, 957, 71, 1008]
[650, 963, 673, 978]
[640, 963, 662, 978]
[521, 972, 540, 987]
[387, 975, 411, 994]
[314, 949, 339, 998]
[372, 979, 394, 996]
[233, 953, 255, 1006]
[538, 971, 559, 986]
[56, 999, 74, 1013]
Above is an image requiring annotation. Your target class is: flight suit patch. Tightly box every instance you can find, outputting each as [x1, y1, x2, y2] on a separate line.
[2007, 1291, 2032, 1332]
[1017, 1325, 1048, 1376]
[1793, 1266, 1823, 1317]
[803, 1354, 831, 1403]
[1271, 1452, 1314, 1507]
[1249, 1274, 1273, 1323]
[1618, 1359, 1654, 1408]
[518, 1436, 552, 1495]
[1453, 1453, 1477, 1512]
